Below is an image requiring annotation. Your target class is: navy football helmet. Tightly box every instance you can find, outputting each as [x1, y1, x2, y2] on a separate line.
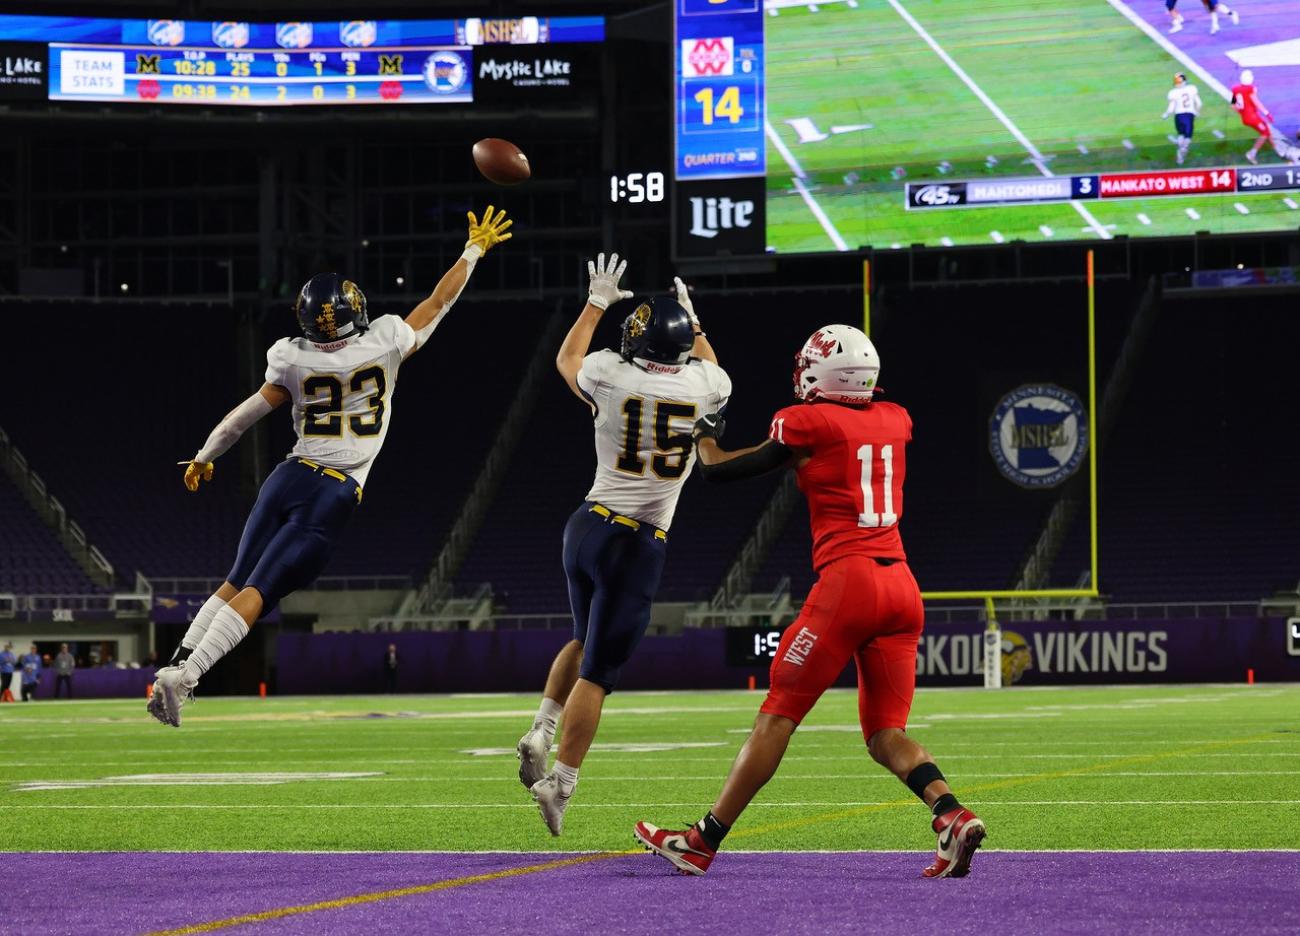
[620, 296, 694, 366]
[295, 273, 369, 343]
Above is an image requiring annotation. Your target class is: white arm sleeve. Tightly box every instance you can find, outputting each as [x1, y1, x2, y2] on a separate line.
[194, 392, 274, 464]
[412, 245, 482, 350]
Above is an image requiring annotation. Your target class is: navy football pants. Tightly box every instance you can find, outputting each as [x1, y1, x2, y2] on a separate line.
[227, 459, 360, 611]
[563, 503, 667, 693]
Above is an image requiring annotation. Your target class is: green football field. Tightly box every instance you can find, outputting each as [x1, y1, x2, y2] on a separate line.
[5, 682, 1299, 852]
[764, 0, 1300, 251]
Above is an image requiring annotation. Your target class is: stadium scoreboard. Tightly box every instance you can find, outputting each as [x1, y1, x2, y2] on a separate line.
[1, 14, 603, 107]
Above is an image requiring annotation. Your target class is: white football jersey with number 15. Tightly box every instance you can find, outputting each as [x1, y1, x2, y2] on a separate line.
[578, 348, 732, 532]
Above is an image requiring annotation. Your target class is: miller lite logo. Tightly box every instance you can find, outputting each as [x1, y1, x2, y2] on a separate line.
[688, 195, 753, 239]
[682, 38, 734, 77]
[276, 22, 314, 49]
[146, 20, 185, 47]
[212, 22, 250, 49]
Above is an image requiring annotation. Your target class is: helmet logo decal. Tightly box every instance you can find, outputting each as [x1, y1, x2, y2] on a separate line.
[315, 301, 339, 339]
[806, 330, 839, 358]
[341, 279, 363, 309]
[627, 303, 651, 339]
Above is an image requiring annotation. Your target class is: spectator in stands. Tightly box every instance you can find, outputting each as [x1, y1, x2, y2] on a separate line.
[0, 643, 15, 702]
[54, 644, 75, 699]
[383, 643, 399, 693]
[100, 654, 116, 669]
[20, 644, 41, 702]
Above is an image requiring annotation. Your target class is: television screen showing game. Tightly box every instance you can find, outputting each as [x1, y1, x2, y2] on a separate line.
[673, 0, 1300, 256]
[0, 13, 602, 107]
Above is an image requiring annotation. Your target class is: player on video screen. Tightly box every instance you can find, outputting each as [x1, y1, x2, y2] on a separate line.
[1162, 73, 1202, 165]
[1165, 0, 1238, 34]
[1233, 70, 1279, 165]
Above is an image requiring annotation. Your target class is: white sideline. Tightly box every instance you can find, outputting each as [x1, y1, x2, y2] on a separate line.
[885, 0, 1112, 240]
[765, 120, 851, 251]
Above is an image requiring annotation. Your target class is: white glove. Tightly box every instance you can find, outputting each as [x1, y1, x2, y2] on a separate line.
[673, 276, 700, 328]
[587, 252, 633, 310]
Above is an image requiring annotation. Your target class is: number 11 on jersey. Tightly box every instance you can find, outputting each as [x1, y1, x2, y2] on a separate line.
[857, 444, 897, 528]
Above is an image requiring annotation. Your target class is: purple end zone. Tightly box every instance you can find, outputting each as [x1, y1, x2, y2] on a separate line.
[1131, 0, 1300, 128]
[9, 851, 1299, 936]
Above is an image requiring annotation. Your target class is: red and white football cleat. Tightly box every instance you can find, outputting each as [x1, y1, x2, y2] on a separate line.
[923, 807, 986, 879]
[633, 821, 717, 876]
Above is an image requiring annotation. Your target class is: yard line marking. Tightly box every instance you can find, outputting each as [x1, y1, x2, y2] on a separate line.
[141, 851, 635, 936]
[990, 230, 1005, 243]
[726, 732, 1279, 842]
[1284, 197, 1298, 209]
[1104, 0, 1232, 102]
[1039, 225, 1054, 237]
[1186, 208, 1201, 220]
[19, 800, 1300, 811]
[1121, 138, 1135, 151]
[1137, 213, 1152, 225]
[885, 0, 1111, 239]
[1234, 202, 1250, 215]
[1077, 144, 1089, 155]
[940, 236, 954, 247]
[765, 120, 850, 251]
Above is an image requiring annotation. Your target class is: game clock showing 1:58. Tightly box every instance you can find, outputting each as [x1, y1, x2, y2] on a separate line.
[609, 172, 665, 204]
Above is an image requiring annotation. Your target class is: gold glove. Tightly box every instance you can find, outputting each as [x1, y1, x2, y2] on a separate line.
[466, 205, 513, 254]
[178, 460, 214, 492]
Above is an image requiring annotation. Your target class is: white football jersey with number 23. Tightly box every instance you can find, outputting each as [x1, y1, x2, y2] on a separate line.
[265, 314, 417, 487]
[577, 349, 732, 532]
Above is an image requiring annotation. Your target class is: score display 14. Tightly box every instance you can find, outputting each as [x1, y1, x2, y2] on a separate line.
[609, 172, 665, 204]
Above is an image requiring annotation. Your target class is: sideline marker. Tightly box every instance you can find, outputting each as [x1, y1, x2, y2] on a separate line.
[259, 681, 268, 698]
[1246, 669, 1255, 685]
[747, 675, 756, 691]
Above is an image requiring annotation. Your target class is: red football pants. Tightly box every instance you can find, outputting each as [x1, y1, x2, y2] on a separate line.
[760, 556, 924, 740]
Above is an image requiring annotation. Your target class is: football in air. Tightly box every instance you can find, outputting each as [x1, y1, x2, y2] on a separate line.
[473, 138, 531, 185]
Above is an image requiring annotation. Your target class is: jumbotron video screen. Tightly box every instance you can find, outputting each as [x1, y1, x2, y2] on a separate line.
[674, 0, 1300, 254]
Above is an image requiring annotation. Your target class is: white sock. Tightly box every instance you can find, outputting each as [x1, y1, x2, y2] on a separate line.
[532, 697, 564, 746]
[1211, 11, 1219, 27]
[180, 605, 248, 689]
[181, 595, 227, 651]
[552, 760, 579, 795]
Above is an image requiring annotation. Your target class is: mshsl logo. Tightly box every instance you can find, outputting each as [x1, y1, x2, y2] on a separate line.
[989, 384, 1088, 488]
[276, 22, 313, 49]
[146, 20, 185, 46]
[682, 38, 734, 77]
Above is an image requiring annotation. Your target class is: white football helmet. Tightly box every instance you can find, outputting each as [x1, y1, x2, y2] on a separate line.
[792, 324, 881, 404]
[1240, 69, 1254, 86]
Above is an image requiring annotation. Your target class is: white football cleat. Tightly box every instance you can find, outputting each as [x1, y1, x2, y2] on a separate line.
[152, 667, 194, 728]
[923, 807, 987, 879]
[1230, 10, 1239, 24]
[1210, 21, 1220, 34]
[530, 774, 571, 836]
[1169, 19, 1183, 33]
[146, 665, 181, 725]
[517, 729, 549, 790]
[1245, 149, 1258, 165]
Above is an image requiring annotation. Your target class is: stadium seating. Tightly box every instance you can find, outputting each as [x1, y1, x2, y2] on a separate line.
[1054, 292, 1300, 602]
[0, 472, 101, 594]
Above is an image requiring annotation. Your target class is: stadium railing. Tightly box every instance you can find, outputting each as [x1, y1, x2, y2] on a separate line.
[144, 575, 413, 593]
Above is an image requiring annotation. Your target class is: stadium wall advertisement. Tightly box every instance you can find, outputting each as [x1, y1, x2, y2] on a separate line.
[275, 618, 1298, 696]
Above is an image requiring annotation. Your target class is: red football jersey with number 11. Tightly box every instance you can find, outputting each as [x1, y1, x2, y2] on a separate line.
[769, 400, 912, 571]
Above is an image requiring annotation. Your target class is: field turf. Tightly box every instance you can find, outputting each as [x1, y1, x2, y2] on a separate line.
[7, 682, 1300, 852]
[7, 684, 1300, 934]
[764, 0, 1300, 251]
